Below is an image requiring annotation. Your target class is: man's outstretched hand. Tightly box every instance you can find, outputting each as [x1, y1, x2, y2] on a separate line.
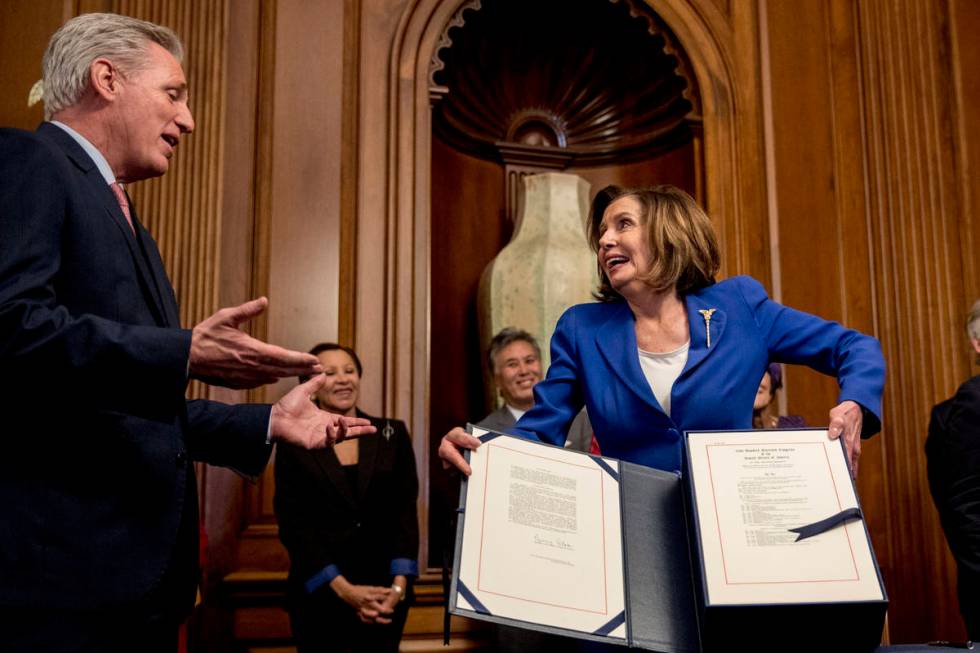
[270, 375, 376, 448]
[189, 297, 322, 389]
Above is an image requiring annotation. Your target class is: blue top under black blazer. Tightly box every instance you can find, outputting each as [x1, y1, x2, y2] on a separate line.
[0, 124, 271, 613]
[511, 276, 885, 472]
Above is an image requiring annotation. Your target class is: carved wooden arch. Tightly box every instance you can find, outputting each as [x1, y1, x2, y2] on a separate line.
[359, 0, 761, 571]
[427, 0, 704, 166]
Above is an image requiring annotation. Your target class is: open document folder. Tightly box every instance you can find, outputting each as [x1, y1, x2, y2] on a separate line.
[448, 427, 886, 653]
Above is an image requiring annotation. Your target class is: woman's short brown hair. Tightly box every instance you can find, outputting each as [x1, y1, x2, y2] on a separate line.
[587, 184, 720, 301]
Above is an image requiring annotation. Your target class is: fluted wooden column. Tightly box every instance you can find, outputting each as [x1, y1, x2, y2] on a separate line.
[858, 0, 973, 639]
[111, 0, 230, 400]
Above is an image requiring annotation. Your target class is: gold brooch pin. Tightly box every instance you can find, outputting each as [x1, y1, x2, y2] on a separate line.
[698, 308, 717, 347]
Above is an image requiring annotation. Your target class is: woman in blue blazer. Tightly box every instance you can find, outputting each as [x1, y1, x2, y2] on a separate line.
[440, 185, 884, 476]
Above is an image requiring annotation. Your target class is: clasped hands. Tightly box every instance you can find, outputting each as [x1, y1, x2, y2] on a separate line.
[189, 297, 375, 447]
[438, 400, 865, 478]
[331, 576, 405, 624]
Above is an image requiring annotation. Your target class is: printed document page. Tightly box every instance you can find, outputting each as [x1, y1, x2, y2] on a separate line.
[456, 431, 626, 638]
[687, 429, 883, 605]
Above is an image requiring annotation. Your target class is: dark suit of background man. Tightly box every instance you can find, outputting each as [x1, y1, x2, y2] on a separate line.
[926, 299, 980, 639]
[0, 13, 375, 653]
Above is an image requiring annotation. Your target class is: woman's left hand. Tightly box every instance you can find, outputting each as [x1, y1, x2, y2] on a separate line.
[828, 400, 863, 478]
[374, 576, 407, 623]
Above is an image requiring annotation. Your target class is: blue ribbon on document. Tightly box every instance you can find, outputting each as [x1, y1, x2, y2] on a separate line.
[789, 507, 864, 542]
[476, 431, 505, 443]
[590, 455, 620, 482]
[456, 580, 491, 615]
[593, 610, 626, 636]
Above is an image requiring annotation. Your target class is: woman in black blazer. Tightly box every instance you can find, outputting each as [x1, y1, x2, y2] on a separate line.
[275, 343, 419, 653]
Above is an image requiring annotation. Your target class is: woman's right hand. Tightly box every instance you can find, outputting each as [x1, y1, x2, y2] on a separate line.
[331, 577, 393, 623]
[438, 426, 482, 475]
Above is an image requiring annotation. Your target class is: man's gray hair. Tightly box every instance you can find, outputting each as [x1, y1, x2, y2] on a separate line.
[968, 299, 980, 341]
[42, 13, 183, 119]
[487, 327, 540, 374]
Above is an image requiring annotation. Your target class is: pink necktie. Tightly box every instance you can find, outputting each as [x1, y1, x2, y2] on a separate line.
[109, 182, 135, 234]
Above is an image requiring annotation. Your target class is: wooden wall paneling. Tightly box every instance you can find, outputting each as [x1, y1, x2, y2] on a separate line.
[857, 0, 970, 641]
[763, 0, 858, 434]
[110, 0, 228, 404]
[353, 0, 408, 419]
[761, 0, 897, 634]
[204, 0, 263, 588]
[427, 137, 507, 566]
[236, 0, 349, 569]
[0, 0, 70, 130]
[823, 0, 892, 632]
[949, 0, 980, 309]
[645, 0, 771, 282]
[338, 0, 362, 348]
[264, 0, 345, 398]
[573, 143, 697, 196]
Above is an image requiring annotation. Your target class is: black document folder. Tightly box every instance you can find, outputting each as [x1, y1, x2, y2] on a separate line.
[448, 428, 887, 652]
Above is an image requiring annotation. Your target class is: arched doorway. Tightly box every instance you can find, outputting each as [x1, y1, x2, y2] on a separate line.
[361, 0, 762, 575]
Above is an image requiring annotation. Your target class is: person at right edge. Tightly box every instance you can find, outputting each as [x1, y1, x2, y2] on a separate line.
[927, 299, 980, 640]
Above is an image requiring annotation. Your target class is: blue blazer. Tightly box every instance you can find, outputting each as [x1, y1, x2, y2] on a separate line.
[512, 276, 885, 472]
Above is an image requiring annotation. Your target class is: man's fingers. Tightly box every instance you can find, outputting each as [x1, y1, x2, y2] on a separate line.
[223, 297, 269, 326]
[342, 416, 373, 427]
[342, 424, 376, 439]
[252, 341, 322, 374]
[297, 373, 327, 394]
[338, 417, 375, 439]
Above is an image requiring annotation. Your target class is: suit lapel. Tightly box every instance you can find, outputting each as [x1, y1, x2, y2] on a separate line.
[312, 448, 358, 513]
[128, 200, 180, 327]
[594, 302, 662, 412]
[356, 417, 381, 502]
[38, 123, 171, 327]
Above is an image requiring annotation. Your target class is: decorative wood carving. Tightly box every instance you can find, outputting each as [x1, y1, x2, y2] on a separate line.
[429, 0, 700, 170]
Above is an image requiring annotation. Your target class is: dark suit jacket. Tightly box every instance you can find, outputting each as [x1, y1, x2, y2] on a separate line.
[513, 276, 885, 472]
[274, 411, 419, 593]
[0, 124, 271, 613]
[926, 374, 980, 637]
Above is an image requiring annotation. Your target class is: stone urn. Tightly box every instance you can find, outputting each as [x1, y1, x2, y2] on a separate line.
[478, 172, 597, 409]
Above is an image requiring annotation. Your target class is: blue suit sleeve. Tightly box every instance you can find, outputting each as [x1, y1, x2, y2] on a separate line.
[511, 308, 586, 445]
[186, 400, 272, 477]
[734, 276, 885, 436]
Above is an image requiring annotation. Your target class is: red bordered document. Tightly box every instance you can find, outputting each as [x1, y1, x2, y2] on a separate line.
[449, 427, 701, 652]
[684, 428, 887, 651]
